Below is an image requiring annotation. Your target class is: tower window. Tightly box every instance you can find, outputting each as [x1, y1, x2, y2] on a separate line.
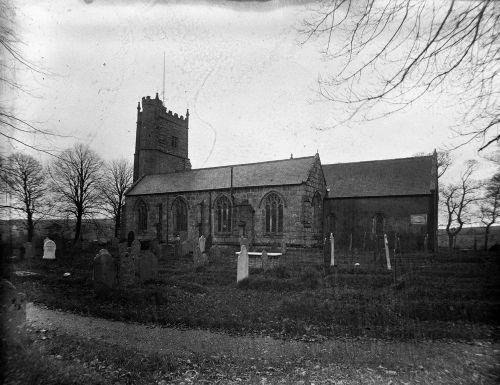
[171, 136, 178, 148]
[137, 201, 148, 232]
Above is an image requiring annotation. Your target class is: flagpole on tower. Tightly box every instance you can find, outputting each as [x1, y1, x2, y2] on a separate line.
[162, 51, 165, 104]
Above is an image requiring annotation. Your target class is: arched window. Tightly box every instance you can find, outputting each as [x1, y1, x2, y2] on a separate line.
[215, 195, 232, 233]
[137, 201, 148, 232]
[311, 192, 322, 232]
[265, 193, 284, 234]
[373, 213, 385, 235]
[173, 198, 188, 232]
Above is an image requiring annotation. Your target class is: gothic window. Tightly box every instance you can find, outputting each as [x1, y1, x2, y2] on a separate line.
[215, 195, 232, 233]
[373, 213, 385, 235]
[311, 192, 322, 231]
[137, 201, 148, 232]
[171, 136, 178, 148]
[265, 193, 284, 234]
[173, 198, 188, 232]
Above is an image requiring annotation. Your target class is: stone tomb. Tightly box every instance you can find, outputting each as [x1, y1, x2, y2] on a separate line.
[42, 238, 56, 260]
[93, 249, 116, 289]
[237, 245, 249, 282]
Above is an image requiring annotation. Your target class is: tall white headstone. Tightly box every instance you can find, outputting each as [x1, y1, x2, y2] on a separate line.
[199, 235, 206, 253]
[384, 234, 392, 270]
[330, 233, 335, 266]
[237, 245, 249, 282]
[42, 238, 56, 260]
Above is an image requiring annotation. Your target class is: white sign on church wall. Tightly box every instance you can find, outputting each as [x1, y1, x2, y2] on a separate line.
[410, 214, 427, 225]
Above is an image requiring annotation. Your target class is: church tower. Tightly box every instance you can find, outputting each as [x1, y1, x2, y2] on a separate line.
[133, 93, 191, 181]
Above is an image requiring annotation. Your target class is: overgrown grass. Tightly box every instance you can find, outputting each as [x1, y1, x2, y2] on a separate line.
[7, 248, 500, 341]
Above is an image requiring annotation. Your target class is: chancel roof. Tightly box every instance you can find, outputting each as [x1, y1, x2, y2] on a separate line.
[127, 156, 316, 196]
[323, 155, 436, 198]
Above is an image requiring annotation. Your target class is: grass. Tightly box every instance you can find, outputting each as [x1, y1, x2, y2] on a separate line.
[6, 246, 500, 341]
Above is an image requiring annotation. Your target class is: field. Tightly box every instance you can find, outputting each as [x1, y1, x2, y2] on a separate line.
[3, 246, 500, 384]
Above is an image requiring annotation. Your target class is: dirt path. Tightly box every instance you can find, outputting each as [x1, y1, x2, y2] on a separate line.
[26, 303, 499, 373]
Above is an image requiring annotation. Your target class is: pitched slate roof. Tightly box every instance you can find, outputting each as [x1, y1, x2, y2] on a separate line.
[127, 156, 316, 196]
[323, 155, 436, 198]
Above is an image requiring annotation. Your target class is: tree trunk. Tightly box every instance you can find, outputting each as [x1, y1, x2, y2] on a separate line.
[484, 225, 491, 251]
[27, 211, 34, 242]
[114, 212, 120, 239]
[74, 212, 82, 243]
[448, 234, 454, 255]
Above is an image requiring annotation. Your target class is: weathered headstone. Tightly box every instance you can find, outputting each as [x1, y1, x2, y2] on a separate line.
[118, 251, 136, 286]
[280, 240, 287, 254]
[93, 249, 116, 289]
[198, 235, 206, 253]
[118, 242, 127, 255]
[261, 249, 270, 271]
[201, 252, 209, 265]
[150, 239, 160, 258]
[330, 233, 335, 266]
[138, 251, 158, 282]
[111, 237, 119, 249]
[24, 242, 33, 260]
[384, 234, 392, 270]
[237, 245, 249, 282]
[1, 280, 27, 336]
[131, 239, 141, 255]
[239, 236, 250, 250]
[43, 238, 56, 260]
[181, 240, 193, 256]
[193, 246, 203, 267]
[210, 245, 221, 260]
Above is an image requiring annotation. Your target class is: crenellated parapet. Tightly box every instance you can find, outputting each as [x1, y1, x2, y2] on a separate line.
[139, 93, 188, 126]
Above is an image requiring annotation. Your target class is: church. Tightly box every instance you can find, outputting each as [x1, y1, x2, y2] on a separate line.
[123, 94, 438, 252]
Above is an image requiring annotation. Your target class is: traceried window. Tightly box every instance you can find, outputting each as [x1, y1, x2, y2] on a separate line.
[311, 192, 322, 232]
[137, 201, 148, 232]
[215, 195, 232, 233]
[173, 198, 188, 232]
[265, 193, 284, 234]
[373, 213, 385, 235]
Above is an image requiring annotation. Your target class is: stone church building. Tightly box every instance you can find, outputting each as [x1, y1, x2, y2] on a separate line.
[123, 94, 438, 251]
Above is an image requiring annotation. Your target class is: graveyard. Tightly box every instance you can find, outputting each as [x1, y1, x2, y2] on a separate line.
[2, 237, 500, 383]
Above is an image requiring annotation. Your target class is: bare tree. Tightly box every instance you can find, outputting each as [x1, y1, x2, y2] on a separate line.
[50, 143, 103, 243]
[0, 153, 48, 241]
[440, 160, 480, 252]
[0, 0, 67, 156]
[479, 173, 500, 251]
[437, 151, 452, 179]
[303, 0, 499, 150]
[98, 159, 133, 238]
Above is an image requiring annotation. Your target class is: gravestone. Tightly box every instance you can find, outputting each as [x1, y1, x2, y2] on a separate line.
[42, 238, 56, 260]
[118, 242, 127, 255]
[193, 246, 203, 267]
[237, 245, 249, 282]
[198, 235, 206, 253]
[210, 245, 221, 260]
[261, 249, 270, 271]
[181, 240, 193, 256]
[93, 249, 116, 289]
[24, 242, 33, 260]
[138, 251, 158, 282]
[280, 240, 287, 254]
[131, 239, 141, 254]
[118, 251, 136, 286]
[150, 239, 160, 258]
[111, 237, 119, 249]
[1, 280, 27, 336]
[239, 236, 250, 250]
[201, 252, 209, 265]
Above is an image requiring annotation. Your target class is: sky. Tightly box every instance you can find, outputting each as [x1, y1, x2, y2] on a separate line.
[4, 0, 497, 184]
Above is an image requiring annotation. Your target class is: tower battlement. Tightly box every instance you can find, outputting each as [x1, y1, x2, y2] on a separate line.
[133, 92, 191, 181]
[140, 94, 189, 125]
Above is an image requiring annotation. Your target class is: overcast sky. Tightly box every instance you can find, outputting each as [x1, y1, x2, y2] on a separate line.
[5, 0, 496, 183]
